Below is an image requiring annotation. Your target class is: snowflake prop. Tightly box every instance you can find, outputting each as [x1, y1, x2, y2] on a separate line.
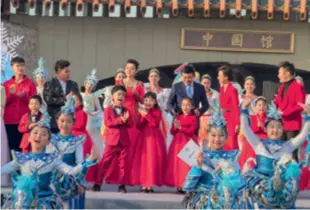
[1, 23, 24, 83]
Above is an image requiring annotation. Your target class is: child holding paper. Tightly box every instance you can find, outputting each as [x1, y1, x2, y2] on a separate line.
[165, 97, 198, 193]
[183, 112, 246, 209]
[131, 91, 167, 193]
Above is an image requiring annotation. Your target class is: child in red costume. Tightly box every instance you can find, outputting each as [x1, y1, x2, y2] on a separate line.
[165, 97, 198, 193]
[94, 85, 133, 193]
[239, 96, 268, 172]
[71, 93, 99, 185]
[131, 91, 167, 193]
[18, 95, 42, 152]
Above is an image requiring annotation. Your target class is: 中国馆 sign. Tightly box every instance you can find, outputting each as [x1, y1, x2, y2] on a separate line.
[181, 28, 294, 54]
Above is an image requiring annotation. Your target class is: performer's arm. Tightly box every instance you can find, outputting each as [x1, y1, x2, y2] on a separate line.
[18, 114, 30, 133]
[285, 116, 310, 153]
[241, 109, 265, 155]
[0, 160, 19, 175]
[75, 143, 84, 165]
[198, 86, 209, 115]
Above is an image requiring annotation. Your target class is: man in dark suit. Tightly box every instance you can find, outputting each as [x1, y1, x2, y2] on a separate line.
[274, 61, 306, 160]
[43, 60, 79, 133]
[167, 65, 208, 117]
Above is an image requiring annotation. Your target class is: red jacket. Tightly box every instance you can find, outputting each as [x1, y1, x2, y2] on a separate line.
[250, 114, 268, 139]
[72, 107, 88, 133]
[3, 76, 37, 124]
[104, 106, 133, 146]
[219, 82, 240, 127]
[18, 112, 42, 152]
[274, 79, 306, 131]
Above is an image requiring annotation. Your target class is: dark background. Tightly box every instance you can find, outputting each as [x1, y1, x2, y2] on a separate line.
[96, 62, 310, 103]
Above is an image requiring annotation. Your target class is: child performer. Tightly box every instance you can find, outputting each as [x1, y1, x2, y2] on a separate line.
[47, 96, 90, 209]
[18, 95, 43, 152]
[33, 57, 48, 112]
[183, 112, 247, 209]
[238, 96, 268, 172]
[131, 91, 167, 192]
[71, 92, 100, 185]
[1, 112, 99, 209]
[93, 86, 132, 193]
[165, 97, 198, 193]
[82, 69, 104, 156]
[198, 74, 219, 146]
[241, 98, 310, 209]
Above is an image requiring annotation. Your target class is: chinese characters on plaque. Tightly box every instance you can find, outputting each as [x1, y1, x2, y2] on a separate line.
[181, 28, 294, 53]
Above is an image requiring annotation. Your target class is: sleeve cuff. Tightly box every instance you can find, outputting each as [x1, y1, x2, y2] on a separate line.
[241, 109, 249, 115]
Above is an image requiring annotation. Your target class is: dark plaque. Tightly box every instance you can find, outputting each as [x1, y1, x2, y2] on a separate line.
[181, 28, 295, 53]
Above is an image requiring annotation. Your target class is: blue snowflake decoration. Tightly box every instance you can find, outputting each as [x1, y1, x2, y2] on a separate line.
[1, 52, 14, 84]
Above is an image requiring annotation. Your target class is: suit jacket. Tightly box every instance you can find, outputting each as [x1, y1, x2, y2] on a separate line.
[167, 82, 208, 116]
[104, 106, 133, 146]
[43, 77, 79, 129]
[274, 79, 305, 131]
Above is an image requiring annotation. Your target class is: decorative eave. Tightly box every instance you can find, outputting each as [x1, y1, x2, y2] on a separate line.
[3, 0, 310, 21]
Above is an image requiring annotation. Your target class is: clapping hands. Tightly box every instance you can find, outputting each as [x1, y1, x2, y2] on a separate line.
[138, 108, 147, 117]
[121, 111, 130, 122]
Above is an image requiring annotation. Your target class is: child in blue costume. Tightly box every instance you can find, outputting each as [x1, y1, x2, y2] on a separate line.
[0, 112, 98, 209]
[183, 112, 248, 209]
[241, 98, 310, 209]
[47, 95, 97, 209]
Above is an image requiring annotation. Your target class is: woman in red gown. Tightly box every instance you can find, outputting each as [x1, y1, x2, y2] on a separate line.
[217, 65, 240, 150]
[165, 98, 198, 193]
[131, 92, 167, 192]
[239, 97, 268, 172]
[122, 59, 144, 185]
[71, 93, 98, 184]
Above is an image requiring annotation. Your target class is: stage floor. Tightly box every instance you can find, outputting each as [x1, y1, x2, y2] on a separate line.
[1, 184, 310, 209]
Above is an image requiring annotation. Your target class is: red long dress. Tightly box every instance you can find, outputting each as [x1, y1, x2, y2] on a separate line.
[123, 81, 144, 185]
[72, 106, 98, 183]
[238, 114, 268, 171]
[165, 114, 198, 188]
[131, 108, 167, 187]
[18, 112, 42, 152]
[219, 83, 240, 150]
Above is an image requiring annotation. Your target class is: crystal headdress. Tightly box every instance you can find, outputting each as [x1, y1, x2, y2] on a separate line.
[33, 57, 48, 80]
[267, 102, 282, 121]
[37, 111, 51, 128]
[84, 68, 98, 86]
[60, 95, 75, 118]
[208, 111, 226, 130]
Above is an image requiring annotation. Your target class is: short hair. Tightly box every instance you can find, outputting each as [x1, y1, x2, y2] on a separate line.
[11, 57, 25, 66]
[278, 61, 295, 76]
[182, 65, 195, 75]
[144, 91, 159, 109]
[126, 59, 139, 70]
[111, 85, 126, 95]
[29, 95, 43, 105]
[218, 65, 233, 81]
[54, 60, 70, 73]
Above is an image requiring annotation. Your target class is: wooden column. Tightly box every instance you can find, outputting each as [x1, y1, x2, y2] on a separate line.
[109, 0, 115, 12]
[267, 0, 274, 20]
[299, 0, 307, 20]
[283, 0, 291, 20]
[219, 0, 226, 18]
[125, 0, 131, 13]
[251, 0, 258, 19]
[172, 0, 179, 16]
[140, 0, 147, 16]
[188, 0, 194, 17]
[235, 0, 242, 18]
[203, 0, 210, 17]
[156, 0, 163, 15]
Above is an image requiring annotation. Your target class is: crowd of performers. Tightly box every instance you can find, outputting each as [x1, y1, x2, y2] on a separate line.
[0, 56, 310, 209]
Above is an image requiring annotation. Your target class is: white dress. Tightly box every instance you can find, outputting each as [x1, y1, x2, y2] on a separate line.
[144, 83, 173, 150]
[37, 86, 47, 112]
[1, 85, 10, 186]
[81, 93, 104, 156]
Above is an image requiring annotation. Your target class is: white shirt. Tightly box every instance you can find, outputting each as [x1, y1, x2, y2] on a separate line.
[57, 77, 67, 94]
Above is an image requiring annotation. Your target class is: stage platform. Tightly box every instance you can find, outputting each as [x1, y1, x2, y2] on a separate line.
[1, 184, 310, 209]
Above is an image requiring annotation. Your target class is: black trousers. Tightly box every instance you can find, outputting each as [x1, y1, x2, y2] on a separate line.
[285, 130, 300, 161]
[5, 124, 22, 154]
